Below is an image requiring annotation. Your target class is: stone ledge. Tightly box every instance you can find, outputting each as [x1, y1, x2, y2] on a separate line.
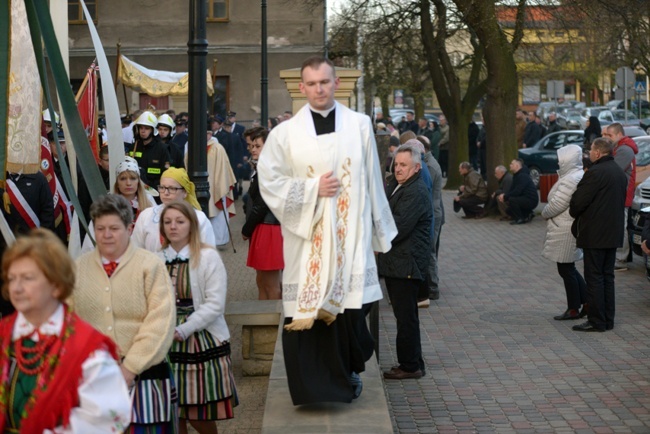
[225, 300, 282, 326]
[262, 320, 393, 434]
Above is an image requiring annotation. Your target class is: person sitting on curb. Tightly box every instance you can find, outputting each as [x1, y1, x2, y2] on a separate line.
[453, 162, 488, 219]
[498, 158, 538, 225]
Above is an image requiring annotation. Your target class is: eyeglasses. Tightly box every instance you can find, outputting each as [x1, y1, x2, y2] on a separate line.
[157, 185, 185, 194]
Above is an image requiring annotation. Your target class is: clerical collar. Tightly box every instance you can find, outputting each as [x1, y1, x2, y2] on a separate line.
[309, 104, 335, 118]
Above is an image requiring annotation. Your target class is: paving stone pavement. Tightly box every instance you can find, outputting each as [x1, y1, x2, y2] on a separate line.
[379, 190, 650, 433]
[211, 187, 650, 433]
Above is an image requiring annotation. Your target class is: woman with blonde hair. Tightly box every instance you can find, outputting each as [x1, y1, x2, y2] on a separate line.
[113, 156, 157, 221]
[159, 201, 237, 434]
[0, 229, 131, 432]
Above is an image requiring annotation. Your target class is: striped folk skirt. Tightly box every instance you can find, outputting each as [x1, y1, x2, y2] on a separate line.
[126, 361, 178, 434]
[169, 305, 238, 420]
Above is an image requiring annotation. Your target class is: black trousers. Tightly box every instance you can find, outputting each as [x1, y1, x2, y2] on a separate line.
[439, 149, 449, 177]
[556, 262, 587, 310]
[507, 196, 536, 221]
[385, 277, 423, 373]
[458, 196, 485, 217]
[583, 248, 616, 329]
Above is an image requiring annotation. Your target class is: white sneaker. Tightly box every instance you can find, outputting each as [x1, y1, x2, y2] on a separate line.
[417, 299, 430, 308]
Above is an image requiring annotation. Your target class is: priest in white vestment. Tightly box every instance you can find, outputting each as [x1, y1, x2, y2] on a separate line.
[257, 56, 397, 405]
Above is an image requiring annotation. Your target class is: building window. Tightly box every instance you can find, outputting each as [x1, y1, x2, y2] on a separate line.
[207, 0, 229, 22]
[212, 76, 230, 117]
[68, 0, 97, 24]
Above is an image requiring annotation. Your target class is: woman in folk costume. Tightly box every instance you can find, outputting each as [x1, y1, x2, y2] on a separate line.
[114, 156, 158, 220]
[71, 195, 177, 433]
[132, 167, 216, 252]
[0, 229, 131, 433]
[158, 201, 238, 434]
[205, 129, 236, 246]
[241, 128, 283, 300]
[81, 157, 157, 253]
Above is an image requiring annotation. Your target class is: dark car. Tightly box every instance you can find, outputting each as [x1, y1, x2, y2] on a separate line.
[518, 130, 585, 187]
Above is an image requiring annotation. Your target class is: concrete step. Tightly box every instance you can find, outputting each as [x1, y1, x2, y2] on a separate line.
[262, 321, 393, 434]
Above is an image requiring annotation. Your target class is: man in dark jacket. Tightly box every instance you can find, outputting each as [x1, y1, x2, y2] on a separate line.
[486, 165, 513, 219]
[468, 121, 480, 170]
[546, 112, 563, 134]
[569, 137, 627, 332]
[523, 113, 544, 148]
[378, 144, 433, 380]
[498, 159, 538, 224]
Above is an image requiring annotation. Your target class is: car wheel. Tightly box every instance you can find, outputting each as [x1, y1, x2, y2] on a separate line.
[529, 166, 541, 188]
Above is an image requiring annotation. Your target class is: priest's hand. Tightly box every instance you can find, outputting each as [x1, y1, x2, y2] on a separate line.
[319, 171, 340, 197]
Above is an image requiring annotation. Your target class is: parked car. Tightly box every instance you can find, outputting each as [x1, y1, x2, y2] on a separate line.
[598, 109, 641, 127]
[518, 130, 585, 187]
[557, 110, 582, 129]
[633, 136, 650, 186]
[580, 106, 609, 128]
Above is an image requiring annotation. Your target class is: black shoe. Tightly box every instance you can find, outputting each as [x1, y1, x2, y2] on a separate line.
[572, 321, 606, 332]
[554, 309, 580, 320]
[428, 289, 440, 300]
[527, 213, 535, 222]
[349, 372, 363, 399]
[510, 219, 526, 225]
[606, 323, 614, 331]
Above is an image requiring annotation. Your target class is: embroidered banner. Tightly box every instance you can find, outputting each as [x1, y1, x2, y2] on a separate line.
[6, 0, 41, 174]
[118, 54, 214, 97]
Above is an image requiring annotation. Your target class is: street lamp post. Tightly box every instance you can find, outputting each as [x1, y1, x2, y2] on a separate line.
[261, 0, 268, 128]
[188, 0, 210, 213]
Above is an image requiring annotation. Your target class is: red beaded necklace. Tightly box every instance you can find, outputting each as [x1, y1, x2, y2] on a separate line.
[14, 333, 58, 376]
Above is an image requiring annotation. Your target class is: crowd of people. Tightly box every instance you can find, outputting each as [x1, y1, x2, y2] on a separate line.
[0, 52, 643, 433]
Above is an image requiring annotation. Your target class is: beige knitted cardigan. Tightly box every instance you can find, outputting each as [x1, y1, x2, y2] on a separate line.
[72, 242, 176, 375]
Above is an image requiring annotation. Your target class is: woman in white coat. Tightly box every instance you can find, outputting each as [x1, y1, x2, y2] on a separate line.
[158, 201, 237, 433]
[541, 144, 588, 320]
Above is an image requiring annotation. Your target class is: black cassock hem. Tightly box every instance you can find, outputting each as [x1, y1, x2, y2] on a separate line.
[282, 304, 375, 406]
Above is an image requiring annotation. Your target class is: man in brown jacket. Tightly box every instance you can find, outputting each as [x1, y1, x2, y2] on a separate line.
[454, 161, 488, 218]
[515, 109, 527, 148]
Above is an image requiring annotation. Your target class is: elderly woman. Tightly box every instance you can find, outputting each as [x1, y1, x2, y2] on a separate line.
[159, 201, 238, 433]
[72, 195, 176, 433]
[0, 229, 130, 432]
[541, 144, 588, 320]
[132, 167, 216, 252]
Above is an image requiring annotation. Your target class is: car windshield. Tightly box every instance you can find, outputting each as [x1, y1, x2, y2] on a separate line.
[612, 110, 638, 121]
[636, 138, 650, 166]
[583, 108, 604, 117]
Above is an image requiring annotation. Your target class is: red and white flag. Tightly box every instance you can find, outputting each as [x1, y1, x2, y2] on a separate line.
[76, 61, 100, 162]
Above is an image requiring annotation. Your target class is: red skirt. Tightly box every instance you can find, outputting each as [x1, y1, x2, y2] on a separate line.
[247, 223, 284, 271]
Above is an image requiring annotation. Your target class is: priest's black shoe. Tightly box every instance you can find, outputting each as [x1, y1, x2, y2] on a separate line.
[554, 309, 580, 320]
[349, 372, 363, 399]
[572, 321, 605, 332]
[510, 219, 526, 225]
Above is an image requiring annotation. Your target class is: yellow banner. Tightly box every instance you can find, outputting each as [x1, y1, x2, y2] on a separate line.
[117, 55, 214, 97]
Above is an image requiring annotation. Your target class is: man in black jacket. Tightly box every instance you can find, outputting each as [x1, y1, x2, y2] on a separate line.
[486, 165, 513, 219]
[523, 113, 544, 148]
[498, 159, 538, 224]
[378, 144, 433, 380]
[570, 137, 627, 332]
